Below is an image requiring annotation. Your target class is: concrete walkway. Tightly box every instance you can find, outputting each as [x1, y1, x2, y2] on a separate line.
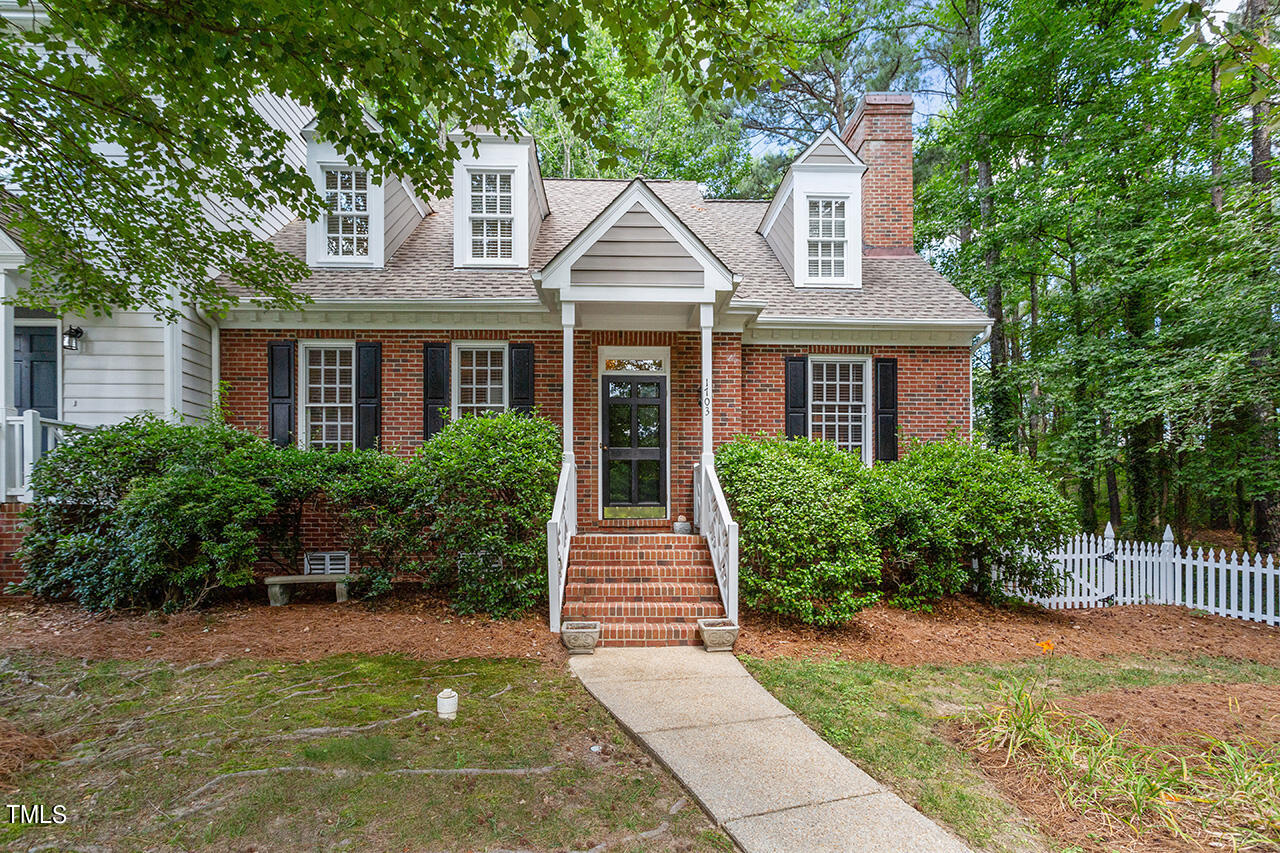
[570, 647, 972, 853]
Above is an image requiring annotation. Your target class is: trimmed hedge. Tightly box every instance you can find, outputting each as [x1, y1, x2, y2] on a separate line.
[714, 435, 1073, 623]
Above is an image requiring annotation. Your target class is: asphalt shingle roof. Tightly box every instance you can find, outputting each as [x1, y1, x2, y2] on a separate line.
[229, 178, 986, 324]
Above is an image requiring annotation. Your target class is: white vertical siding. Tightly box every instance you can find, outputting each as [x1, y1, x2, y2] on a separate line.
[763, 194, 794, 279]
[383, 177, 424, 260]
[60, 311, 165, 426]
[570, 203, 702, 286]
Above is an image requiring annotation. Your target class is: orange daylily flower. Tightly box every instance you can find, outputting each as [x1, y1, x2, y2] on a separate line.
[1036, 639, 1055, 654]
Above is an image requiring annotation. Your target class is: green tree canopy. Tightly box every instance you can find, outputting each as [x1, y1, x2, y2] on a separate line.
[0, 0, 791, 319]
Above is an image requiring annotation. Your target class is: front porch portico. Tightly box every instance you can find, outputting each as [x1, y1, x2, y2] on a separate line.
[537, 178, 746, 638]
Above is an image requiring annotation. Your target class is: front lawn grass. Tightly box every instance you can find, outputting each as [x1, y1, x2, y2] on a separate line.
[742, 653, 1280, 852]
[1, 651, 731, 852]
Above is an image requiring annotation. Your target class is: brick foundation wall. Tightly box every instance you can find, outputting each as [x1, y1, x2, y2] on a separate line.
[740, 343, 971, 451]
[0, 503, 26, 593]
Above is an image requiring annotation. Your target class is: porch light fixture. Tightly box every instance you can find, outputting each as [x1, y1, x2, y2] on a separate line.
[62, 326, 84, 351]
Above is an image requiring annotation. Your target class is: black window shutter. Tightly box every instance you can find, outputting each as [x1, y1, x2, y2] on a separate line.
[509, 343, 535, 414]
[784, 356, 808, 439]
[874, 357, 899, 462]
[355, 342, 382, 450]
[267, 340, 296, 447]
[423, 342, 449, 439]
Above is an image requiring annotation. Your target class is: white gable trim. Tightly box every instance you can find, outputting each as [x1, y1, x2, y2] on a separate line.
[794, 129, 865, 170]
[758, 130, 866, 237]
[537, 179, 734, 304]
[0, 227, 24, 270]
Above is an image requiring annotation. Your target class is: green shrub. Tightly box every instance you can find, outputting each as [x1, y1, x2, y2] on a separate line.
[873, 439, 1073, 603]
[714, 435, 882, 625]
[15, 415, 272, 610]
[714, 435, 1073, 621]
[325, 450, 432, 598]
[415, 411, 560, 617]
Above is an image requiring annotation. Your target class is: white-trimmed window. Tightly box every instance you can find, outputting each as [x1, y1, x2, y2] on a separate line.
[468, 171, 514, 261]
[453, 342, 507, 416]
[807, 198, 847, 279]
[302, 343, 355, 450]
[323, 168, 370, 258]
[809, 358, 869, 459]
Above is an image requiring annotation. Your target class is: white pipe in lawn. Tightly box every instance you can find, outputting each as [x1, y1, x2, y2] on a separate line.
[436, 688, 458, 720]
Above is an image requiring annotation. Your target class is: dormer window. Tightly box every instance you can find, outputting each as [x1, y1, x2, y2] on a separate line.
[468, 170, 514, 261]
[807, 198, 847, 279]
[323, 168, 370, 258]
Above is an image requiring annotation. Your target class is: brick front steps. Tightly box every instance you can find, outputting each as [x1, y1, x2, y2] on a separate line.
[561, 533, 726, 647]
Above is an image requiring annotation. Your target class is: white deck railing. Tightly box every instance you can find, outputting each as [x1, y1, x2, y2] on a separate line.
[1009, 522, 1279, 626]
[3, 409, 89, 502]
[696, 459, 738, 623]
[546, 457, 577, 632]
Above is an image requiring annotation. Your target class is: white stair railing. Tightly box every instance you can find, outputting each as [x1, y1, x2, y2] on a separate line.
[697, 458, 738, 623]
[546, 457, 577, 632]
[2, 409, 89, 502]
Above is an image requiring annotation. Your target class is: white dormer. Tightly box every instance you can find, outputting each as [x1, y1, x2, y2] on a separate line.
[758, 129, 866, 289]
[301, 114, 427, 269]
[302, 117, 385, 268]
[450, 128, 549, 269]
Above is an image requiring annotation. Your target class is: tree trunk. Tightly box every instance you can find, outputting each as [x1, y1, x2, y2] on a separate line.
[1245, 0, 1277, 551]
[1107, 461, 1122, 530]
[1210, 57, 1224, 212]
[967, 0, 1014, 449]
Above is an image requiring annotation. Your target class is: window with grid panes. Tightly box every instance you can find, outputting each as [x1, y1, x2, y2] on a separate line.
[323, 169, 370, 257]
[809, 359, 866, 454]
[807, 198, 846, 279]
[303, 345, 355, 450]
[455, 345, 506, 416]
[468, 171, 513, 261]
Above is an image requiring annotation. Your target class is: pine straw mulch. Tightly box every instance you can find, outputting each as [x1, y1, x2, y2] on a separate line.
[0, 589, 566, 666]
[955, 682, 1280, 853]
[0, 717, 56, 792]
[2, 592, 1279, 668]
[735, 597, 1280, 666]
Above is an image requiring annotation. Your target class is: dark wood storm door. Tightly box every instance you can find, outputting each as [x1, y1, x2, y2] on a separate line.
[601, 376, 666, 518]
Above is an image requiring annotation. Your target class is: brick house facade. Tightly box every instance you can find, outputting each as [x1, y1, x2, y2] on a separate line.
[0, 93, 987, 643]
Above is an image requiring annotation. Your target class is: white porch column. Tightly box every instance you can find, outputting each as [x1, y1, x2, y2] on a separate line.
[0, 272, 15, 421]
[699, 303, 713, 463]
[561, 302, 575, 461]
[0, 272, 15, 499]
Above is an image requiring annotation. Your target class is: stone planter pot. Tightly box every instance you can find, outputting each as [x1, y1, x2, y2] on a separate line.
[697, 618, 739, 652]
[560, 621, 601, 655]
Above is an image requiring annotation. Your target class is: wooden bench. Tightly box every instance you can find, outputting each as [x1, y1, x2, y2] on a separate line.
[265, 574, 360, 606]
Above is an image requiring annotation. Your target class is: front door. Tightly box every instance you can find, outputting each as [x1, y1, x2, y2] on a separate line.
[14, 326, 58, 419]
[602, 375, 666, 518]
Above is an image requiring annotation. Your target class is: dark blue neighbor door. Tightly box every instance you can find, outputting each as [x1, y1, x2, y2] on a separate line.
[14, 326, 58, 418]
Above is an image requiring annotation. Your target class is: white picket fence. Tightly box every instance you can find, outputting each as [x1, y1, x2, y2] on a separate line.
[1015, 523, 1279, 626]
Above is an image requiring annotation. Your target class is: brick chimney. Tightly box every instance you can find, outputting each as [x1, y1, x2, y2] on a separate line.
[841, 93, 914, 255]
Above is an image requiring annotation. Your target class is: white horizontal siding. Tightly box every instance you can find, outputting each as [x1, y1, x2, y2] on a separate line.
[799, 139, 855, 166]
[383, 177, 423, 260]
[61, 311, 165, 425]
[179, 309, 214, 421]
[570, 204, 702, 286]
[764, 194, 794, 278]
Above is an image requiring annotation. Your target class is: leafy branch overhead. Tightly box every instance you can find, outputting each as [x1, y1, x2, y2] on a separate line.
[0, 0, 793, 319]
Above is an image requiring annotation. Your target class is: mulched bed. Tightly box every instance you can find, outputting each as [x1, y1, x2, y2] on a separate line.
[3, 592, 1278, 668]
[0, 589, 566, 666]
[736, 597, 1280, 666]
[958, 682, 1280, 853]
